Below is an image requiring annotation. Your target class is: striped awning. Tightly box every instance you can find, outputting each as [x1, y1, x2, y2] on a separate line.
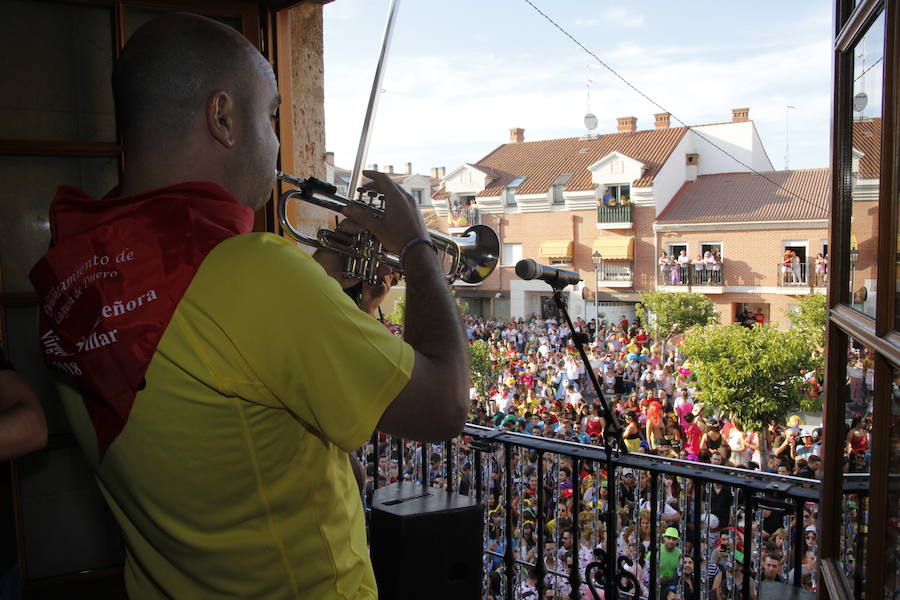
[539, 240, 573, 258]
[592, 235, 634, 260]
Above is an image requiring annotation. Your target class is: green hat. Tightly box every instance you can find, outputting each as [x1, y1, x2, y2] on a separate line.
[663, 527, 680, 540]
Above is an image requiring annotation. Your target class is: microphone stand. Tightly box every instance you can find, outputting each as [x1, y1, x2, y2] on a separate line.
[549, 287, 628, 455]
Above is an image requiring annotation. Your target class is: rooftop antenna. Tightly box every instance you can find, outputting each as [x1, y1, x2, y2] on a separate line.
[583, 52, 598, 138]
[853, 43, 869, 116]
[784, 105, 796, 170]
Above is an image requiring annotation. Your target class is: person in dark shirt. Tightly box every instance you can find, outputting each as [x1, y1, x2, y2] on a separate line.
[0, 345, 47, 460]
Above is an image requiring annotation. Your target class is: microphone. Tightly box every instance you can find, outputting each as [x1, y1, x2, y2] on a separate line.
[515, 259, 582, 289]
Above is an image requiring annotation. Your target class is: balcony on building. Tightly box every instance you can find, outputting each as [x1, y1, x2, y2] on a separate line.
[657, 261, 725, 292]
[592, 234, 634, 287]
[596, 202, 633, 229]
[447, 204, 480, 235]
[777, 261, 827, 290]
[596, 184, 633, 229]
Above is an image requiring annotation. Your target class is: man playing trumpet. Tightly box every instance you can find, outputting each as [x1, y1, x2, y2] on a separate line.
[30, 13, 468, 599]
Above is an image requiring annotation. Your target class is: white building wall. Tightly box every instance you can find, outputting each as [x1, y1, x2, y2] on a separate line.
[399, 174, 434, 206]
[651, 132, 695, 215]
[690, 121, 757, 176]
[750, 123, 775, 171]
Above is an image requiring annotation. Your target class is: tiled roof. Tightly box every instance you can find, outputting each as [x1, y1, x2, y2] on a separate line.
[434, 127, 688, 199]
[853, 117, 881, 179]
[656, 168, 830, 224]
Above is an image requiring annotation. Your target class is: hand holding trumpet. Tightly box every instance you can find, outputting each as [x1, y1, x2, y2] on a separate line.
[341, 169, 429, 256]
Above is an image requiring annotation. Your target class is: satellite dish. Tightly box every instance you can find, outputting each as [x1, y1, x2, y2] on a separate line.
[853, 92, 868, 112]
[584, 112, 598, 131]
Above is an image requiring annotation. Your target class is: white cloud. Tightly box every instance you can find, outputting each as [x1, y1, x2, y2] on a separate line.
[575, 7, 645, 29]
[324, 6, 833, 175]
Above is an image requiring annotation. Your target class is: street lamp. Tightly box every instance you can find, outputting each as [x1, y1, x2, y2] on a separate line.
[592, 251, 602, 327]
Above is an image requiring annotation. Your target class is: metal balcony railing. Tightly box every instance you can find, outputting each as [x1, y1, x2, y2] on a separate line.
[448, 206, 479, 228]
[357, 425, 867, 599]
[596, 204, 633, 224]
[657, 262, 725, 287]
[599, 263, 633, 282]
[778, 262, 827, 288]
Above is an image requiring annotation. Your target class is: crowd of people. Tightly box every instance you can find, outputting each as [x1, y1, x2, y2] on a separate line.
[436, 312, 871, 598]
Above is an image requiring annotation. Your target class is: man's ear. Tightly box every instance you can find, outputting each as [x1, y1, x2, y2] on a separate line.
[206, 90, 236, 148]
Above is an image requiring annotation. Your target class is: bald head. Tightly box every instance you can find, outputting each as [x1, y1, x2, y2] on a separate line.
[113, 13, 280, 210]
[114, 13, 261, 149]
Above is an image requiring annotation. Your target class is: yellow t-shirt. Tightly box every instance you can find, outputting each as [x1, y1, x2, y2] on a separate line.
[58, 233, 414, 599]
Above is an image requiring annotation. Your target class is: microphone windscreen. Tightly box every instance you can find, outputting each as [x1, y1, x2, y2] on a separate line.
[515, 259, 540, 280]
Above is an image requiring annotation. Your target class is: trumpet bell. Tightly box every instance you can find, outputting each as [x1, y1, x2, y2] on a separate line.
[455, 225, 499, 284]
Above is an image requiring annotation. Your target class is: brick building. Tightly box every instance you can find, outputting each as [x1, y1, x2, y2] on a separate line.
[428, 108, 846, 328]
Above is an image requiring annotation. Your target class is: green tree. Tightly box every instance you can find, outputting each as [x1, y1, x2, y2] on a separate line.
[790, 292, 827, 368]
[468, 340, 493, 400]
[682, 323, 821, 450]
[636, 291, 719, 345]
[386, 296, 405, 326]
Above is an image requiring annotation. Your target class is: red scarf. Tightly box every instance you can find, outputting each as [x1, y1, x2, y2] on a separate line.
[29, 182, 254, 456]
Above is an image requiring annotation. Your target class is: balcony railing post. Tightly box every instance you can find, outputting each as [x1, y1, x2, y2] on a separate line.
[536, 451, 547, 599]
[649, 470, 659, 600]
[605, 458, 618, 600]
[692, 479, 702, 599]
[445, 438, 454, 492]
[570, 456, 582, 598]
[792, 498, 804, 588]
[503, 443, 515, 599]
[743, 486, 754, 600]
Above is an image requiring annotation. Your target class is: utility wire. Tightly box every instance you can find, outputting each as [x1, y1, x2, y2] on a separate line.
[522, 0, 832, 216]
[854, 55, 883, 83]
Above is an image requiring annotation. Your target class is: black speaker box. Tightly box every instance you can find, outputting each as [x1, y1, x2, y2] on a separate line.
[371, 482, 483, 600]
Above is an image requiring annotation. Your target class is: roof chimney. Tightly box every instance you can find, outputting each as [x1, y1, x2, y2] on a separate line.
[731, 107, 749, 122]
[617, 116, 637, 133]
[430, 167, 438, 179]
[439, 167, 446, 178]
[325, 151, 335, 166]
[509, 127, 525, 143]
[685, 153, 699, 181]
[386, 165, 394, 174]
[367, 163, 378, 171]
[654, 113, 671, 129]
[406, 162, 413, 175]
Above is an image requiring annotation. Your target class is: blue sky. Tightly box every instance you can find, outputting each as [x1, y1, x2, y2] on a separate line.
[323, 1, 836, 178]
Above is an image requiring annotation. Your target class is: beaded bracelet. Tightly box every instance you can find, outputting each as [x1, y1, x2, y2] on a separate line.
[399, 236, 438, 265]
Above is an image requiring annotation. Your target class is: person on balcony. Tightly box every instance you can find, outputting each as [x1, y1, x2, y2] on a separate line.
[815, 252, 828, 286]
[782, 250, 796, 284]
[693, 254, 706, 284]
[659, 252, 672, 283]
[0, 345, 47, 461]
[791, 252, 803, 283]
[677, 250, 692, 284]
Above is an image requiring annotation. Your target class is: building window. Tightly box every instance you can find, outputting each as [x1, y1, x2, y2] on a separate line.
[551, 173, 573, 204]
[506, 176, 526, 206]
[502, 243, 522, 267]
[411, 189, 423, 204]
[599, 183, 630, 205]
[549, 258, 570, 266]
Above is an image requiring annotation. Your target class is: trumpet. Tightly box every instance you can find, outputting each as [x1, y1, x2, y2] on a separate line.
[276, 171, 500, 286]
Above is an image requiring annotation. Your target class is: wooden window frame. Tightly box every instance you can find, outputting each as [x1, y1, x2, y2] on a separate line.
[821, 0, 899, 598]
